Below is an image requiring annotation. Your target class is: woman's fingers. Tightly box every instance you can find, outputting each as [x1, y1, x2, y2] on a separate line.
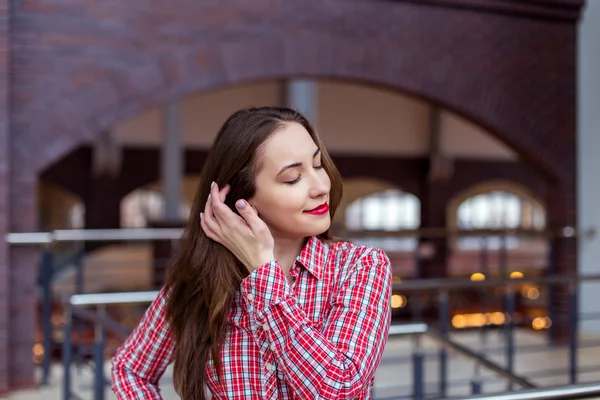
[200, 212, 220, 241]
[202, 184, 224, 239]
[235, 199, 268, 237]
[219, 184, 231, 202]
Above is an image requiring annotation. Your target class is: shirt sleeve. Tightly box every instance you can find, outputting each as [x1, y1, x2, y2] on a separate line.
[239, 247, 392, 399]
[111, 288, 174, 400]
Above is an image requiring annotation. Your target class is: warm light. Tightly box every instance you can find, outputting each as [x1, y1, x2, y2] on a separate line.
[451, 312, 507, 329]
[532, 317, 551, 330]
[470, 273, 486, 281]
[391, 294, 407, 309]
[392, 276, 402, 283]
[510, 271, 524, 279]
[452, 315, 467, 328]
[490, 312, 506, 325]
[527, 287, 540, 300]
[33, 343, 44, 360]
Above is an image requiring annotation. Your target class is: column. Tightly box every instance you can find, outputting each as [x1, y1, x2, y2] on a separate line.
[419, 106, 450, 278]
[162, 102, 183, 220]
[578, 0, 600, 334]
[285, 79, 318, 123]
[0, 0, 10, 390]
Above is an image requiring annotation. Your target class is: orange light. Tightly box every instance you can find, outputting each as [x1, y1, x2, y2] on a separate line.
[470, 273, 486, 281]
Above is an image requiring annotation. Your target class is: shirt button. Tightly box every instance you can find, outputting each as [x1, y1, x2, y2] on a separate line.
[247, 293, 254, 301]
[270, 343, 276, 351]
[265, 362, 273, 371]
[263, 323, 269, 331]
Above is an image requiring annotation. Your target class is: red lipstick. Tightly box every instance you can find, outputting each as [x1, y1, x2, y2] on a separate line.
[304, 203, 329, 216]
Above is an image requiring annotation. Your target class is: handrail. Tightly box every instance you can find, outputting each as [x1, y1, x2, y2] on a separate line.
[460, 382, 600, 399]
[5, 226, 581, 245]
[387, 323, 536, 391]
[392, 274, 600, 291]
[69, 290, 159, 306]
[425, 329, 536, 389]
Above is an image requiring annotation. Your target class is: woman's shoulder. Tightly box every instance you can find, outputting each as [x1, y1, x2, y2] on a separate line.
[327, 239, 390, 269]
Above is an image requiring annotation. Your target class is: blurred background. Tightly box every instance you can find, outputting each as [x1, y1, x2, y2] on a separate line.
[1, 0, 599, 399]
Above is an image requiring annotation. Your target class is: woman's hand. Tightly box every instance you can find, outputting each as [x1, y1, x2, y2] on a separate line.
[200, 182, 275, 272]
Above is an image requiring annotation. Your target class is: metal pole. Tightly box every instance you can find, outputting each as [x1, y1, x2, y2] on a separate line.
[439, 290, 449, 397]
[40, 247, 54, 386]
[75, 248, 85, 371]
[474, 237, 489, 394]
[569, 283, 579, 384]
[62, 305, 73, 400]
[547, 237, 557, 342]
[506, 287, 516, 391]
[413, 335, 425, 400]
[94, 305, 106, 400]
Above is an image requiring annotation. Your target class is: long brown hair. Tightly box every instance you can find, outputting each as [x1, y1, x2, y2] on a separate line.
[164, 107, 343, 399]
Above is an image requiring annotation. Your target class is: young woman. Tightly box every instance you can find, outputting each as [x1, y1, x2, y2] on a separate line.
[111, 107, 392, 399]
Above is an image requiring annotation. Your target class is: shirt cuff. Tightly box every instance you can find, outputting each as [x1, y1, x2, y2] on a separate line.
[240, 260, 292, 315]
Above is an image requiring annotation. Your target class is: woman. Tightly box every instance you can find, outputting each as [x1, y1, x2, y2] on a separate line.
[111, 107, 392, 399]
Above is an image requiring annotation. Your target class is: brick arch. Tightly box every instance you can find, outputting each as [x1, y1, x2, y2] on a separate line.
[19, 0, 575, 185]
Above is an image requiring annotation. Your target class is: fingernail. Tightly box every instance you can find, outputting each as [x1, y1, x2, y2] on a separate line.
[200, 212, 204, 220]
[208, 194, 211, 201]
[236, 200, 246, 208]
[211, 181, 215, 188]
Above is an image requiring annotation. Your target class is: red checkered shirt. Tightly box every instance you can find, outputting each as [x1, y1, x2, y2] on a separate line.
[111, 236, 392, 399]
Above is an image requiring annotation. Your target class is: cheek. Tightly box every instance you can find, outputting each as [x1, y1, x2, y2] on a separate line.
[253, 188, 305, 219]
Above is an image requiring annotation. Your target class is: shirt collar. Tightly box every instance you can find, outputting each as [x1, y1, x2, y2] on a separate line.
[295, 236, 327, 280]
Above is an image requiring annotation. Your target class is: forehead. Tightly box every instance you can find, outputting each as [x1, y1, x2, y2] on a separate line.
[258, 122, 318, 168]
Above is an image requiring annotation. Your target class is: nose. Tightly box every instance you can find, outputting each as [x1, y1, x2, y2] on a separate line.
[308, 170, 330, 199]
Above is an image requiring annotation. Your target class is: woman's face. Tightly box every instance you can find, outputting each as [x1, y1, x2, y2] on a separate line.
[249, 122, 331, 240]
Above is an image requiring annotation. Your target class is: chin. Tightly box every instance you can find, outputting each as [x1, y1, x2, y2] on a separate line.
[304, 218, 331, 237]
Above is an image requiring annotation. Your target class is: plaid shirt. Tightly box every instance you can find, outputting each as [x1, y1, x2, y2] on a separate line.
[111, 236, 392, 399]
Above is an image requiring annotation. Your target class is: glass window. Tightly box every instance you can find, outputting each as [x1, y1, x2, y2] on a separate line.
[346, 189, 420, 251]
[456, 190, 545, 250]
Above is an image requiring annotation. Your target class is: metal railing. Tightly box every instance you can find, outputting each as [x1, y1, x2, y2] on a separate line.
[61, 291, 600, 400]
[462, 382, 600, 399]
[5, 227, 600, 399]
[63, 291, 160, 400]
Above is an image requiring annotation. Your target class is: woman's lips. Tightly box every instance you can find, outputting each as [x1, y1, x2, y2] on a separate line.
[304, 203, 329, 215]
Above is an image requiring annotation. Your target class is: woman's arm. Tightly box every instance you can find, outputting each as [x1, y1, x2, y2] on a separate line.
[111, 289, 175, 400]
[240, 247, 392, 399]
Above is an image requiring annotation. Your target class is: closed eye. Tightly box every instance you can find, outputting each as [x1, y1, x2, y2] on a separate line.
[285, 175, 302, 185]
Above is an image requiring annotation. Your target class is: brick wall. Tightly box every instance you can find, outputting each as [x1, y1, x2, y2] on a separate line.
[4, 0, 583, 390]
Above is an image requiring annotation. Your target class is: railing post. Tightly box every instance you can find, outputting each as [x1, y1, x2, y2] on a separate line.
[438, 289, 449, 398]
[569, 282, 578, 384]
[62, 304, 73, 400]
[471, 379, 482, 395]
[94, 305, 107, 400]
[74, 247, 85, 371]
[39, 246, 54, 386]
[505, 286, 516, 391]
[547, 237, 557, 342]
[413, 335, 424, 400]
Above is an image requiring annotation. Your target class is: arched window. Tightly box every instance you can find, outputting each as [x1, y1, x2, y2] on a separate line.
[456, 190, 546, 250]
[345, 189, 420, 251]
[120, 188, 192, 229]
[121, 189, 165, 228]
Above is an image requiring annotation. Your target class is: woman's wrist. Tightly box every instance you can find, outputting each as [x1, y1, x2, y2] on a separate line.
[249, 252, 275, 272]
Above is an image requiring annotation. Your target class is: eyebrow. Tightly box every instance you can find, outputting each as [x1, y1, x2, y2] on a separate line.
[277, 148, 321, 176]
